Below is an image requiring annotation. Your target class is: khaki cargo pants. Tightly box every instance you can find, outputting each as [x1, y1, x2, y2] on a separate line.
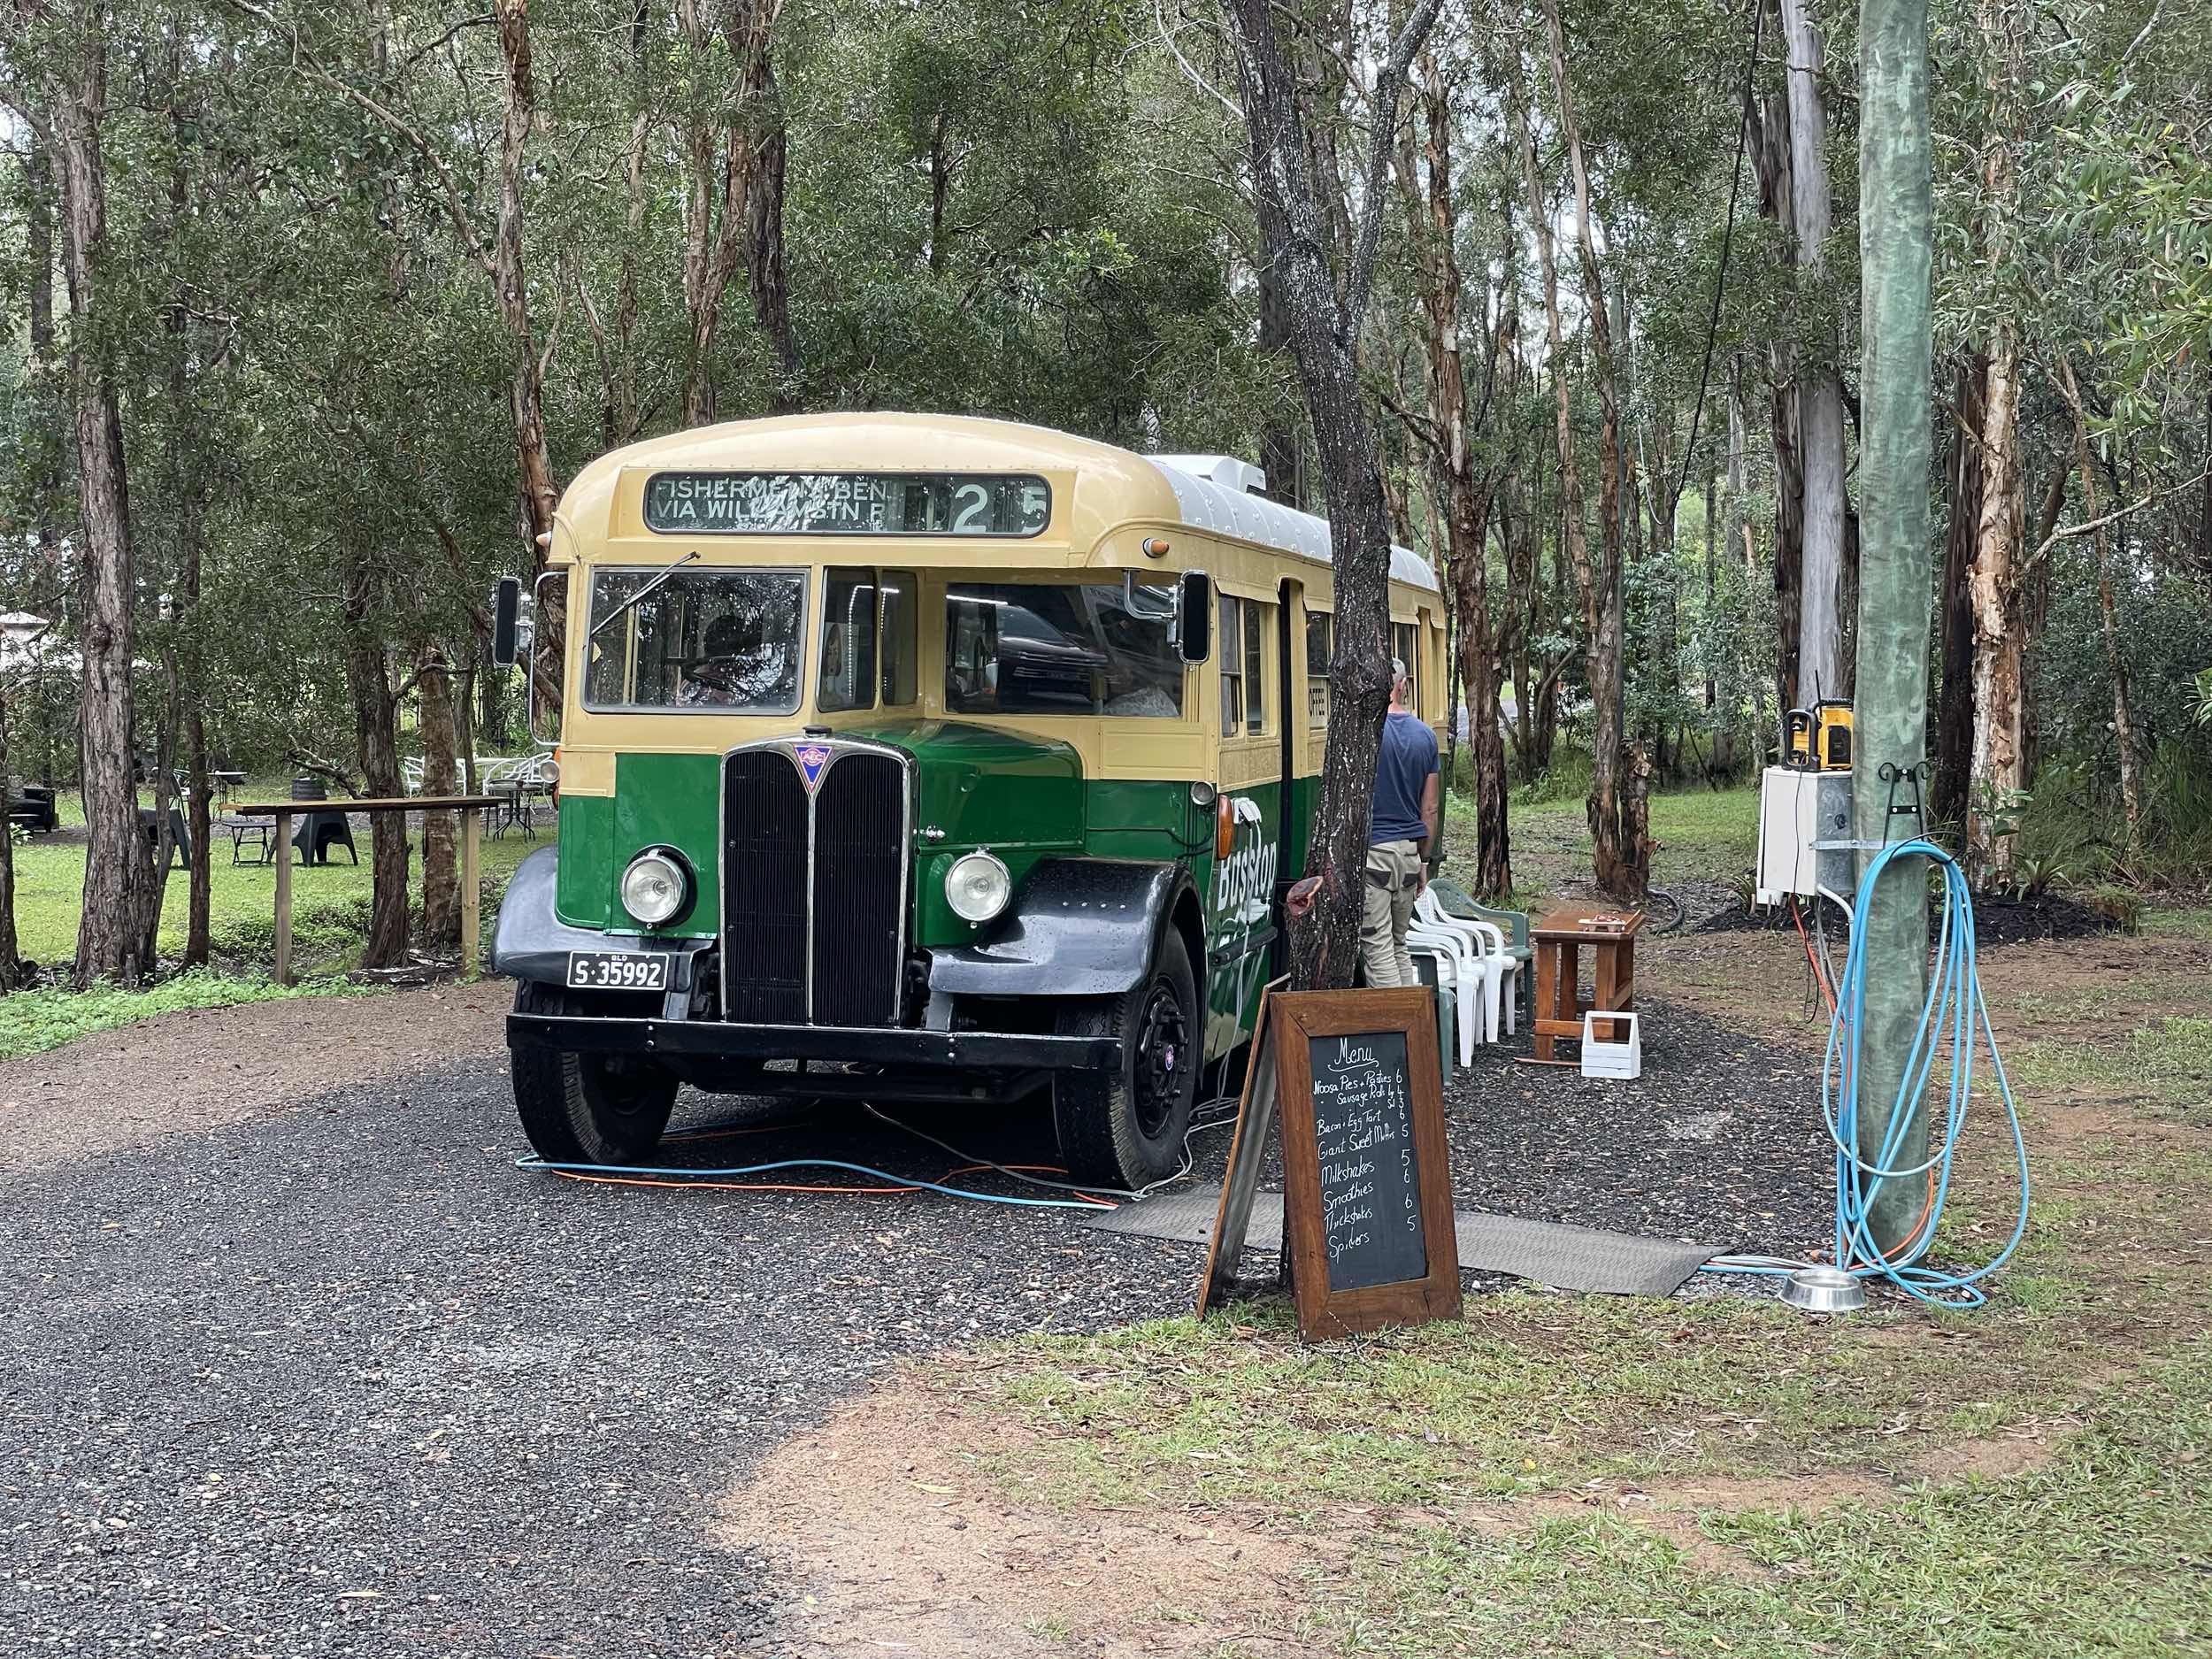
[1359, 840, 1423, 987]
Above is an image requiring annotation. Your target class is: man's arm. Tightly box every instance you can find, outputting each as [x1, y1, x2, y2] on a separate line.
[1417, 768, 1440, 891]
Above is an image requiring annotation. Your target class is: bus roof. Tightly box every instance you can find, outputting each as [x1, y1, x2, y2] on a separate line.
[556, 412, 1440, 595]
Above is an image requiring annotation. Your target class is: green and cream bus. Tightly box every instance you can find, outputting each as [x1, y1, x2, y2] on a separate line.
[495, 414, 1445, 1187]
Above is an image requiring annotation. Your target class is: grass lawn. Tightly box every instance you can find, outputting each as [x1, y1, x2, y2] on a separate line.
[2, 787, 542, 1059]
[8, 794, 541, 972]
[819, 779, 2212, 1655]
[1443, 775, 1761, 910]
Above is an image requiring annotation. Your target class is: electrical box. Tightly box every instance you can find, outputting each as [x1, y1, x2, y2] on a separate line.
[1755, 765, 1854, 906]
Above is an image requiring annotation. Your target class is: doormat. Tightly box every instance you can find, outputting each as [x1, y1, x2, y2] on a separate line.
[1084, 1186, 1723, 1298]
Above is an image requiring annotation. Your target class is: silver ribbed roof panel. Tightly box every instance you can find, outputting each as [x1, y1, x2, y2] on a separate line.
[1146, 456, 1440, 594]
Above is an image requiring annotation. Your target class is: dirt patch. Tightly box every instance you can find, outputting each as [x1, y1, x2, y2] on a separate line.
[728, 1383, 1346, 1656]
[1911, 1432, 2062, 1483]
[728, 1372, 2092, 1651]
[0, 979, 511, 1173]
[2034, 1096, 2212, 1148]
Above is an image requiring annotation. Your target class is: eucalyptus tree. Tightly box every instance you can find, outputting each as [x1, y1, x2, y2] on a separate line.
[5, 0, 163, 985]
[1217, 0, 1444, 987]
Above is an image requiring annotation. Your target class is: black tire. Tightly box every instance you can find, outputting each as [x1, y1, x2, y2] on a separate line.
[511, 979, 678, 1164]
[1052, 933, 1200, 1190]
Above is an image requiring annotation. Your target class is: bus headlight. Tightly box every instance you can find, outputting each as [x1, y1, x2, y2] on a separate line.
[620, 849, 690, 927]
[945, 850, 1011, 925]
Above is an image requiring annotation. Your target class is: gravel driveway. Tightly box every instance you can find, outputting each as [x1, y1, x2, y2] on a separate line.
[0, 1064, 1197, 1657]
[1, 988, 1832, 1655]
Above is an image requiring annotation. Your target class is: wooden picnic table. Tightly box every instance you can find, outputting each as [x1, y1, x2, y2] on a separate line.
[229, 795, 503, 986]
[1528, 901, 1646, 1064]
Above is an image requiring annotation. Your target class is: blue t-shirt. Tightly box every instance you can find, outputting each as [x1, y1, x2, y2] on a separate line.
[1371, 710, 1438, 846]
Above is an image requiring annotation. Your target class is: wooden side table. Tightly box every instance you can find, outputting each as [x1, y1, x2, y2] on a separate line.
[1529, 902, 1647, 1064]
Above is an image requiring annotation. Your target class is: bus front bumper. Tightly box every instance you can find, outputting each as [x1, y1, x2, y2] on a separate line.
[507, 1012, 1119, 1073]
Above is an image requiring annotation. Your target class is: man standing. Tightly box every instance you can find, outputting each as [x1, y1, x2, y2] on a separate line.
[1361, 659, 1440, 987]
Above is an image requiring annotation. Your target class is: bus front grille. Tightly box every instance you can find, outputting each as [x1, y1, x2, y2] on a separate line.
[719, 741, 910, 1027]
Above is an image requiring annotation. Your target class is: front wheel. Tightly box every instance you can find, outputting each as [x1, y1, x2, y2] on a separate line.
[511, 979, 678, 1164]
[1052, 933, 1200, 1190]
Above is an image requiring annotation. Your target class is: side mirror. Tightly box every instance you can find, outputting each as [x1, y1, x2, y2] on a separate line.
[491, 577, 522, 668]
[1175, 570, 1212, 664]
[526, 570, 566, 745]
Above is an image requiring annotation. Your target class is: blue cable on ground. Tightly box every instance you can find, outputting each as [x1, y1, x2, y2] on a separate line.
[516, 1153, 1117, 1211]
[1705, 837, 2032, 1309]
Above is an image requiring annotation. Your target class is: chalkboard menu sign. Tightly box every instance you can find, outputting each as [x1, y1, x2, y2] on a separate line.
[1308, 1030, 1426, 1293]
[1271, 988, 1460, 1340]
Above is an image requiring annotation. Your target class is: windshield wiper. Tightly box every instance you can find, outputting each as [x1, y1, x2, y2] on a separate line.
[590, 549, 701, 641]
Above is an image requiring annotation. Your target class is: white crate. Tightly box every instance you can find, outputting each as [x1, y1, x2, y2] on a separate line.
[1580, 1011, 1642, 1079]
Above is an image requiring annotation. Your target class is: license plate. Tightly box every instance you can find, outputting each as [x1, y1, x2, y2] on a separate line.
[565, 951, 669, 993]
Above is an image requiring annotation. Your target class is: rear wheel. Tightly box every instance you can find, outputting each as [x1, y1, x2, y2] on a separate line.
[511, 979, 678, 1164]
[1052, 933, 1200, 1190]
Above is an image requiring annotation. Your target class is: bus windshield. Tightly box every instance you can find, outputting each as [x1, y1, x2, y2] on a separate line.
[582, 567, 806, 713]
[944, 581, 1183, 718]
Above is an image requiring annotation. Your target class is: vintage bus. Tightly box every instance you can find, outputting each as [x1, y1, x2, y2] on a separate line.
[495, 414, 1446, 1187]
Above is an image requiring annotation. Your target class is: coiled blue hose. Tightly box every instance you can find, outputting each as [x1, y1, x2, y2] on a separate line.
[1706, 837, 2031, 1309]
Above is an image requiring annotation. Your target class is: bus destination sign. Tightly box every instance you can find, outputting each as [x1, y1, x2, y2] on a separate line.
[643, 471, 1049, 538]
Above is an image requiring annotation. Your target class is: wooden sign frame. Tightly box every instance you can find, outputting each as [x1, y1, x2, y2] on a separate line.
[1196, 977, 1288, 1319]
[1272, 987, 1461, 1340]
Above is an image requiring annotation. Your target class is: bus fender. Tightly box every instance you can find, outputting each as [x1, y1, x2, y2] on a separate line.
[492, 844, 709, 991]
[926, 858, 1193, 1000]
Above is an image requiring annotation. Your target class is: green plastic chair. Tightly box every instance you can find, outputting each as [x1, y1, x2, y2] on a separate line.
[1409, 950, 1456, 1084]
[1426, 875, 1532, 1019]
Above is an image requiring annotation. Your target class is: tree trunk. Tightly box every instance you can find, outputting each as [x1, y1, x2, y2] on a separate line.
[1964, 0, 2028, 890]
[677, 0, 744, 426]
[1724, 359, 1759, 764]
[2054, 357, 2143, 858]
[2018, 461, 2065, 785]
[1223, 0, 1442, 989]
[1967, 320, 2024, 887]
[419, 649, 461, 949]
[1532, 0, 1644, 901]
[1783, 0, 1850, 704]
[163, 104, 214, 969]
[1932, 355, 1985, 839]
[736, 0, 801, 408]
[1405, 53, 1510, 897]
[1257, 259, 1301, 508]
[346, 563, 409, 968]
[47, 17, 157, 986]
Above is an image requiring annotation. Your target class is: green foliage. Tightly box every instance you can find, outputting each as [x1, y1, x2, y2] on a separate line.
[0, 969, 364, 1063]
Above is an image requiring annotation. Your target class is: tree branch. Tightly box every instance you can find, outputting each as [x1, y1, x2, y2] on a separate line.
[1343, 0, 1447, 332]
[219, 0, 495, 276]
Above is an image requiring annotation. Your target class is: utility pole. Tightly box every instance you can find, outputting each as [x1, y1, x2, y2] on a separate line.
[1850, 0, 1934, 1252]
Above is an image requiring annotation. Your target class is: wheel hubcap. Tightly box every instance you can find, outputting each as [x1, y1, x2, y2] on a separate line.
[1133, 979, 1189, 1140]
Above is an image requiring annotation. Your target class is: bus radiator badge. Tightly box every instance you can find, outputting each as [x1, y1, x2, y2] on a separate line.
[793, 741, 833, 795]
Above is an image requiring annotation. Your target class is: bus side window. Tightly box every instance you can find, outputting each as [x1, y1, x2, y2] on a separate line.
[1306, 611, 1332, 726]
[880, 569, 918, 705]
[1242, 600, 1268, 735]
[1218, 594, 1243, 733]
[1392, 620, 1419, 715]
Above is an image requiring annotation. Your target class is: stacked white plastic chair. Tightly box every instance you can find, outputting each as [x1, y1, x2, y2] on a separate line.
[1404, 921, 1485, 1068]
[1411, 888, 1521, 1049]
